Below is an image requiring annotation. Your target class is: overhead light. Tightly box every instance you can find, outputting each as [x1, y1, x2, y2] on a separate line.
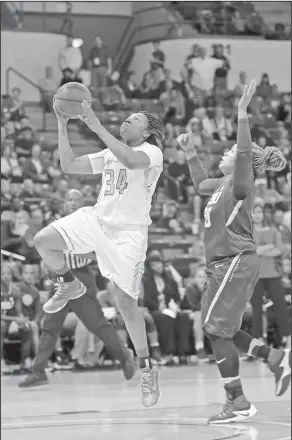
[73, 38, 83, 48]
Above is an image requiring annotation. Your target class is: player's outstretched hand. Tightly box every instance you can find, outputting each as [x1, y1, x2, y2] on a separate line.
[177, 131, 197, 156]
[53, 102, 69, 125]
[79, 101, 101, 132]
[238, 79, 257, 110]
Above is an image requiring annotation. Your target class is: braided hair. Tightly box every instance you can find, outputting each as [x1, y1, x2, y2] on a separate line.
[139, 111, 164, 204]
[251, 143, 286, 177]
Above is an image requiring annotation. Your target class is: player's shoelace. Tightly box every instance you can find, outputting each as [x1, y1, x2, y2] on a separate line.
[138, 372, 153, 395]
[52, 281, 70, 298]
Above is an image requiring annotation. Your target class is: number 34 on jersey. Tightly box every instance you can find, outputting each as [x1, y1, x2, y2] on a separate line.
[104, 169, 128, 195]
[204, 186, 224, 228]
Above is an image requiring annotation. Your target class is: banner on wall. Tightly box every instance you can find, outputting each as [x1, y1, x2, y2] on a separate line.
[130, 38, 291, 91]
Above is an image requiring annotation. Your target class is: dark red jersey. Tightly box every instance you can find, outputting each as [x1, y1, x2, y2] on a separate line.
[203, 175, 256, 265]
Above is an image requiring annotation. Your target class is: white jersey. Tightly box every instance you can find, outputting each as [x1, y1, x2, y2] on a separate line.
[88, 142, 163, 227]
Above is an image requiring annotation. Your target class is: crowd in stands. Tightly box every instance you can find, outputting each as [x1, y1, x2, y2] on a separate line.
[1, 34, 291, 374]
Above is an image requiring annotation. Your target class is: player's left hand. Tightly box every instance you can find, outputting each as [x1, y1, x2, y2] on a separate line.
[238, 79, 257, 110]
[79, 101, 101, 132]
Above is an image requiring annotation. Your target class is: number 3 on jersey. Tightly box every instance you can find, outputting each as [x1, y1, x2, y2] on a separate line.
[105, 169, 128, 195]
[204, 207, 212, 228]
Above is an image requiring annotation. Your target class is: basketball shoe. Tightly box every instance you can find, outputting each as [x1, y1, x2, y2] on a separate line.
[18, 371, 49, 388]
[268, 348, 291, 396]
[138, 365, 161, 408]
[43, 277, 86, 313]
[208, 398, 257, 424]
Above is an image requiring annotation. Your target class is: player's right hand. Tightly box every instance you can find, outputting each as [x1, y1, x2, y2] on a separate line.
[78, 101, 101, 132]
[53, 103, 69, 125]
[177, 131, 197, 154]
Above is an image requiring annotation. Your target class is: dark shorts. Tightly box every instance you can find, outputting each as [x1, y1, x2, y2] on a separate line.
[202, 252, 260, 338]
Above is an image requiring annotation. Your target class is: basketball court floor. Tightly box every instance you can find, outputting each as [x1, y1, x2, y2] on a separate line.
[1, 361, 291, 440]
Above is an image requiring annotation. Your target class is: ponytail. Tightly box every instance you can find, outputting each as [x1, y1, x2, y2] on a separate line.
[252, 143, 286, 177]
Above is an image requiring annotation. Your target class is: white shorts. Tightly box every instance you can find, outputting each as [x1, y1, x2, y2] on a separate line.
[51, 206, 148, 299]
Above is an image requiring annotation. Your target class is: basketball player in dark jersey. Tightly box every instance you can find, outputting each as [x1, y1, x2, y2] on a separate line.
[178, 80, 291, 424]
[19, 189, 135, 387]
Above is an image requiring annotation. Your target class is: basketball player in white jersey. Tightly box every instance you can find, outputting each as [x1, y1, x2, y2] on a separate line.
[33, 101, 164, 407]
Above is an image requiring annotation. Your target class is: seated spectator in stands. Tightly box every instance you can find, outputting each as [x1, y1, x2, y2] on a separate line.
[192, 107, 214, 138]
[39, 66, 57, 113]
[209, 105, 233, 141]
[273, 209, 291, 245]
[158, 200, 186, 234]
[1, 179, 12, 211]
[23, 144, 49, 183]
[1, 263, 34, 373]
[233, 71, 248, 106]
[88, 36, 111, 88]
[3, 121, 17, 140]
[17, 265, 42, 356]
[277, 93, 291, 123]
[182, 263, 207, 358]
[255, 178, 284, 206]
[52, 178, 69, 201]
[121, 71, 139, 99]
[60, 68, 82, 87]
[256, 73, 273, 101]
[161, 88, 186, 136]
[19, 178, 39, 199]
[1, 143, 22, 178]
[143, 254, 193, 363]
[282, 258, 291, 298]
[1, 210, 30, 256]
[185, 117, 204, 148]
[81, 185, 96, 206]
[45, 149, 62, 181]
[139, 72, 160, 99]
[15, 126, 36, 159]
[212, 44, 230, 90]
[44, 197, 62, 225]
[9, 87, 26, 122]
[100, 72, 126, 110]
[168, 150, 191, 203]
[158, 69, 180, 96]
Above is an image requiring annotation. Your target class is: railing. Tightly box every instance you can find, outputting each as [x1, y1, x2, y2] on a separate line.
[6, 67, 46, 131]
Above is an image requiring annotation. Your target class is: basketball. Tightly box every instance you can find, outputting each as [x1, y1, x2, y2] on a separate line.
[54, 82, 92, 119]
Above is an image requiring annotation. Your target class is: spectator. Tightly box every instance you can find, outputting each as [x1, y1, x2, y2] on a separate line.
[212, 44, 230, 90]
[143, 254, 193, 363]
[139, 72, 160, 99]
[190, 47, 224, 92]
[44, 197, 62, 225]
[1, 263, 34, 372]
[256, 73, 273, 101]
[17, 265, 42, 356]
[210, 106, 233, 141]
[161, 88, 186, 135]
[151, 41, 165, 67]
[14, 126, 36, 159]
[88, 36, 111, 88]
[185, 117, 204, 148]
[4, 121, 17, 140]
[158, 69, 180, 96]
[58, 35, 83, 77]
[19, 178, 39, 199]
[9, 87, 26, 122]
[1, 178, 12, 210]
[59, 68, 82, 87]
[273, 209, 291, 245]
[1, 143, 22, 178]
[277, 93, 291, 123]
[121, 71, 139, 99]
[168, 150, 191, 202]
[254, 178, 284, 206]
[79, 60, 91, 88]
[1, 210, 30, 256]
[158, 200, 186, 233]
[100, 73, 126, 110]
[23, 144, 49, 183]
[251, 204, 291, 345]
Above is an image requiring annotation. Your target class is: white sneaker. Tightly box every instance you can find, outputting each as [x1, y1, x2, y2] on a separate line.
[43, 278, 86, 313]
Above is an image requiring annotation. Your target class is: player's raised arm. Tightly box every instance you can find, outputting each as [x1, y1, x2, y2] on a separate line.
[79, 102, 158, 170]
[54, 104, 105, 175]
[233, 80, 257, 200]
[177, 132, 221, 196]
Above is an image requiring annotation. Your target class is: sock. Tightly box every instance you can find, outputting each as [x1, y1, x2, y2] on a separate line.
[233, 330, 271, 360]
[223, 377, 245, 402]
[56, 270, 75, 283]
[136, 347, 152, 370]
